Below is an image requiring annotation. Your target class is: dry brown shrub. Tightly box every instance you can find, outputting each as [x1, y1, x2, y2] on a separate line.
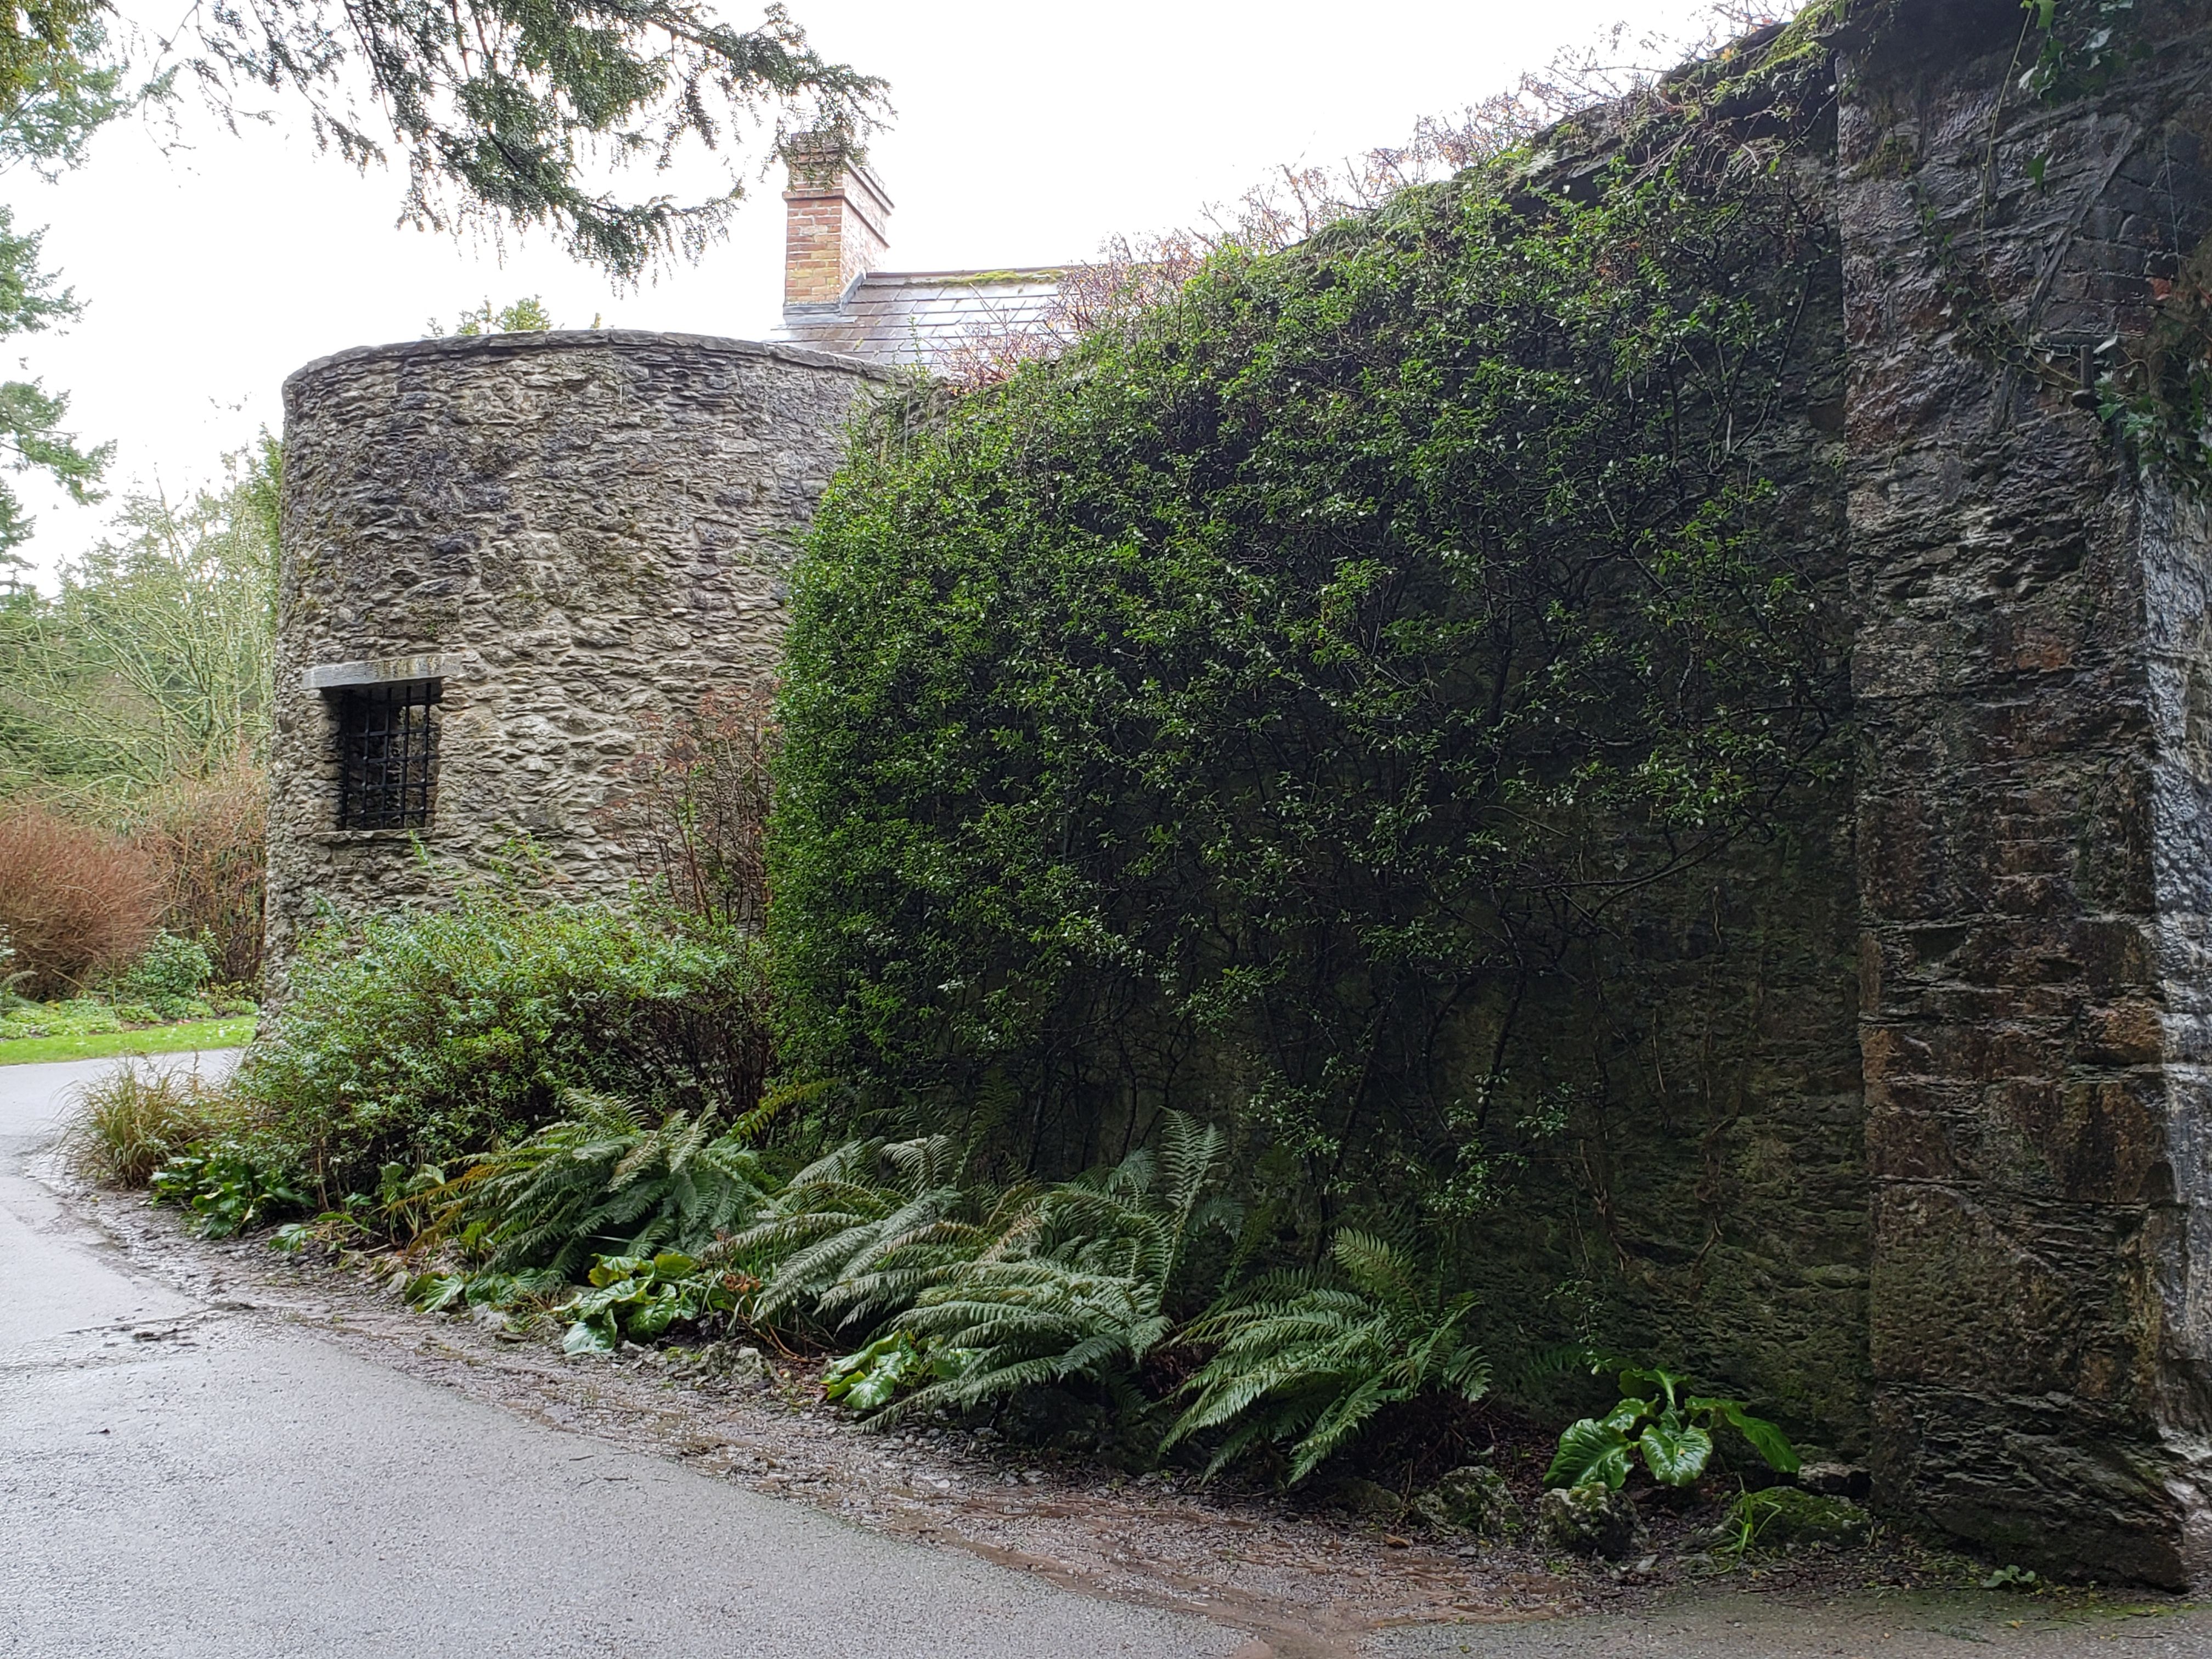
[133, 760, 269, 986]
[0, 804, 162, 997]
[600, 684, 776, 929]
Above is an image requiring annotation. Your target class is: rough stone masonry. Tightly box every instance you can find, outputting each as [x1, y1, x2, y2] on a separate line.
[267, 330, 882, 970]
[1839, 0, 2212, 1587]
[263, 0, 2212, 1587]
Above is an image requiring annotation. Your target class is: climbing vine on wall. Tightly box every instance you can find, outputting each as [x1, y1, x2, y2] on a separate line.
[2113, 233, 2212, 492]
[2013, 0, 2212, 491]
[769, 22, 1850, 1240]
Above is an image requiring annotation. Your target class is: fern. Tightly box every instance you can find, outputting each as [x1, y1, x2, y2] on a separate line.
[716, 1135, 1035, 1330]
[1162, 1228, 1489, 1483]
[436, 1091, 772, 1278]
[848, 1113, 1234, 1425]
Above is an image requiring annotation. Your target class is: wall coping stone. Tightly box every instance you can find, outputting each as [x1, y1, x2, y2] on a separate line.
[283, 328, 892, 399]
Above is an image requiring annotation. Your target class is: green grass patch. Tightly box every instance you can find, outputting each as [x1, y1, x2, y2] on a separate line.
[0, 1017, 255, 1067]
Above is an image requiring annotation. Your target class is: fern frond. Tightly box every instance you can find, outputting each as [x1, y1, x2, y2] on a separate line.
[1165, 1227, 1488, 1483]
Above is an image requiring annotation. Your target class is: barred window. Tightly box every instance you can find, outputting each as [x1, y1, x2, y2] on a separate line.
[334, 680, 442, 830]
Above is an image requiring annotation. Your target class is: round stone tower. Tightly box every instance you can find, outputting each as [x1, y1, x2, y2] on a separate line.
[266, 329, 882, 977]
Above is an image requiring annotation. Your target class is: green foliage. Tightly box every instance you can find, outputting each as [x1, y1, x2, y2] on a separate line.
[0, 205, 106, 562]
[0, 994, 121, 1040]
[103, 929, 216, 1015]
[822, 1329, 969, 1410]
[0, 442, 279, 802]
[1720, 1485, 1870, 1554]
[436, 1090, 773, 1279]
[59, 1059, 223, 1186]
[437, 295, 556, 336]
[1163, 1229, 1488, 1482]
[2018, 0, 2143, 101]
[557, 1250, 739, 1353]
[151, 1142, 304, 1236]
[814, 1113, 1233, 1425]
[0, 5, 137, 582]
[733, 1132, 1031, 1331]
[0, 16, 131, 181]
[1545, 1364, 1796, 1490]
[769, 35, 1846, 1223]
[2103, 229, 2212, 496]
[181, 0, 885, 278]
[231, 885, 774, 1200]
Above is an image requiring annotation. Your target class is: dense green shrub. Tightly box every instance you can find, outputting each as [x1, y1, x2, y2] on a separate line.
[233, 888, 773, 1199]
[103, 929, 216, 1017]
[769, 25, 1847, 1229]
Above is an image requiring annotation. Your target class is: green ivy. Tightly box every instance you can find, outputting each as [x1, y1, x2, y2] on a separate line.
[770, 37, 1846, 1227]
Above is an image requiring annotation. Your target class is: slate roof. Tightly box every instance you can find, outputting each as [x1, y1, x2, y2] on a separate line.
[770, 269, 1066, 368]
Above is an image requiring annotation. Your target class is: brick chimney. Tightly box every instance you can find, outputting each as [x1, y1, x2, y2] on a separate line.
[782, 136, 891, 310]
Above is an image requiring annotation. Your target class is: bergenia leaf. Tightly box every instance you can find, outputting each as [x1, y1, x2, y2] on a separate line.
[1638, 1417, 1713, 1486]
[562, 1317, 614, 1356]
[1546, 1418, 1632, 1491]
[1601, 1396, 1655, 1433]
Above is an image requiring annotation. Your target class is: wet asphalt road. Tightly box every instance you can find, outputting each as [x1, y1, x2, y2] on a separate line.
[0, 1054, 1245, 1659]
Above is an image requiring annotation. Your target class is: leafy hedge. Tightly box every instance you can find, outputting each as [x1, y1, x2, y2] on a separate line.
[234, 890, 772, 1200]
[769, 30, 1846, 1223]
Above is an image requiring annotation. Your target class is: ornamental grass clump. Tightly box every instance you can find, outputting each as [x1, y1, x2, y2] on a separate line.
[61, 1060, 230, 1188]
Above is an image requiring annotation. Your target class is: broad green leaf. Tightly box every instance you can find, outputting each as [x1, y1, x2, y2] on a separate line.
[406, 1272, 467, 1312]
[1619, 1365, 1686, 1409]
[1693, 1398, 1800, 1474]
[1601, 1396, 1655, 1434]
[1546, 1418, 1632, 1491]
[825, 1333, 913, 1401]
[651, 1251, 697, 1278]
[839, 1347, 919, 1412]
[928, 1345, 981, 1380]
[1638, 1417, 1713, 1486]
[562, 1318, 614, 1356]
[588, 1255, 647, 1288]
[628, 1295, 676, 1340]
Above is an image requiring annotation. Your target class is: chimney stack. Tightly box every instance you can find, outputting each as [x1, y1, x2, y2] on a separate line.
[782, 136, 891, 311]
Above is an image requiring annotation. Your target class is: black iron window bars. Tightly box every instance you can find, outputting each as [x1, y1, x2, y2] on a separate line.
[334, 679, 442, 830]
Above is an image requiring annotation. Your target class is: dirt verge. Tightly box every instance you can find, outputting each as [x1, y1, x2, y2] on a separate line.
[53, 1172, 2156, 1659]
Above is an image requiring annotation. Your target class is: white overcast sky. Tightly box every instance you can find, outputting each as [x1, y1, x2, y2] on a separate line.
[8, 0, 1725, 588]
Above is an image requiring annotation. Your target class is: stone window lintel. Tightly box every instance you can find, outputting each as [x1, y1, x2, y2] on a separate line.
[302, 652, 465, 691]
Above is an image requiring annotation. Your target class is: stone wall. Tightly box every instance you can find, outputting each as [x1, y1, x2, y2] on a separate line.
[261, 0, 2212, 1584]
[1447, 188, 1870, 1455]
[1838, 0, 2212, 1586]
[267, 330, 882, 977]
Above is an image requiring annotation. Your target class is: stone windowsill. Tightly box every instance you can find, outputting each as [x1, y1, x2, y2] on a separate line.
[308, 828, 445, 845]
